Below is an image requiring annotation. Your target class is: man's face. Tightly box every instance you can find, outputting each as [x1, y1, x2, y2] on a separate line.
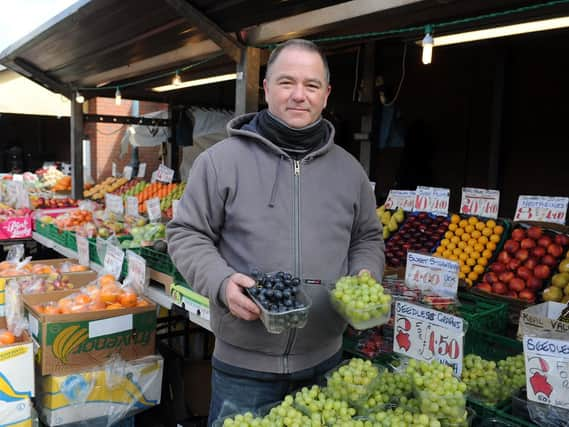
[263, 47, 331, 129]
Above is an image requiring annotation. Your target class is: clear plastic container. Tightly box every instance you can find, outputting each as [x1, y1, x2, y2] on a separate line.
[415, 389, 467, 420]
[330, 295, 391, 330]
[324, 359, 382, 405]
[248, 287, 312, 334]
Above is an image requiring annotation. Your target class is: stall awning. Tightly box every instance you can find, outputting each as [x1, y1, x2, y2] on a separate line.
[0, 70, 70, 117]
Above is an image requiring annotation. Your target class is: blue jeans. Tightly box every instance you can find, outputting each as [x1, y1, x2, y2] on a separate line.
[207, 366, 332, 426]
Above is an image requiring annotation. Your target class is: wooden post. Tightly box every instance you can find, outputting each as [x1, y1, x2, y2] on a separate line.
[235, 47, 260, 115]
[70, 99, 84, 199]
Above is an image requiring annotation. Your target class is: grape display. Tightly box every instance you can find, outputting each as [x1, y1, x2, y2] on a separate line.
[326, 358, 381, 404]
[293, 385, 356, 425]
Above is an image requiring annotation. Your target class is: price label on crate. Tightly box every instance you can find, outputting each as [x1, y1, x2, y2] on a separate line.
[76, 235, 89, 267]
[146, 197, 161, 222]
[126, 196, 139, 218]
[413, 186, 450, 216]
[394, 300, 464, 375]
[514, 196, 568, 224]
[405, 252, 459, 297]
[172, 199, 180, 219]
[137, 163, 147, 178]
[103, 244, 125, 279]
[460, 187, 500, 219]
[523, 336, 569, 410]
[123, 166, 133, 180]
[126, 250, 146, 291]
[155, 164, 174, 183]
[105, 193, 124, 215]
[385, 190, 416, 211]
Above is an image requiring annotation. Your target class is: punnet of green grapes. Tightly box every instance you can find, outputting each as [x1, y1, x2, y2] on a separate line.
[331, 272, 392, 330]
[356, 370, 414, 415]
[293, 385, 356, 425]
[325, 358, 381, 404]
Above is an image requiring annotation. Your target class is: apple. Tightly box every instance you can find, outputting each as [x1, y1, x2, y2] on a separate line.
[506, 290, 518, 298]
[531, 246, 546, 259]
[491, 262, 506, 274]
[511, 228, 526, 241]
[537, 235, 553, 248]
[492, 282, 507, 294]
[534, 264, 551, 280]
[499, 271, 514, 284]
[509, 278, 526, 292]
[518, 290, 536, 302]
[476, 283, 492, 293]
[520, 238, 536, 250]
[541, 254, 557, 267]
[524, 258, 538, 270]
[484, 272, 498, 284]
[515, 249, 529, 262]
[504, 240, 520, 254]
[555, 234, 569, 247]
[497, 251, 511, 264]
[547, 244, 564, 258]
[527, 226, 543, 240]
[516, 266, 532, 281]
[526, 276, 543, 291]
[508, 259, 522, 271]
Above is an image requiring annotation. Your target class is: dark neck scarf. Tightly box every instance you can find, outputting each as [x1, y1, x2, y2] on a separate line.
[256, 109, 329, 160]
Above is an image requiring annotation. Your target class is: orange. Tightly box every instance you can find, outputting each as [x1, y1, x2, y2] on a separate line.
[435, 246, 444, 254]
[136, 299, 150, 307]
[459, 253, 469, 262]
[455, 228, 464, 237]
[44, 305, 61, 315]
[459, 219, 468, 228]
[489, 235, 501, 244]
[471, 230, 482, 239]
[482, 227, 493, 237]
[460, 265, 471, 274]
[461, 233, 471, 242]
[106, 303, 123, 310]
[451, 236, 460, 245]
[99, 274, 116, 287]
[75, 294, 91, 305]
[458, 241, 467, 250]
[119, 292, 137, 308]
[452, 248, 462, 256]
[448, 224, 458, 232]
[447, 242, 456, 251]
[467, 271, 479, 281]
[477, 257, 488, 267]
[482, 249, 493, 259]
[486, 220, 497, 229]
[478, 236, 489, 245]
[486, 241, 497, 251]
[441, 239, 450, 247]
[466, 258, 476, 267]
[465, 225, 474, 234]
[450, 214, 461, 224]
[493, 225, 504, 235]
[449, 254, 458, 261]
[442, 250, 452, 258]
[458, 272, 466, 280]
[445, 231, 454, 240]
[476, 222, 486, 231]
[474, 243, 485, 253]
[468, 216, 478, 225]
[473, 265, 485, 275]
[0, 330, 16, 345]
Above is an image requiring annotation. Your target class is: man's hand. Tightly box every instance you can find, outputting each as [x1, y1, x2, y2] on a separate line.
[225, 273, 261, 321]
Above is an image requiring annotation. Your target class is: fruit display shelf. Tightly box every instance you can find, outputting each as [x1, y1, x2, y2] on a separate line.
[456, 292, 509, 335]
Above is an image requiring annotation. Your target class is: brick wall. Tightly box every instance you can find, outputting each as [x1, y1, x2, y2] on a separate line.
[85, 98, 167, 182]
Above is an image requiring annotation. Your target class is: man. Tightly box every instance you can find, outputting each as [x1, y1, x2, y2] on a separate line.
[167, 39, 384, 424]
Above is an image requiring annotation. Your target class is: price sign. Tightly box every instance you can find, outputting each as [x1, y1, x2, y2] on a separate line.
[460, 187, 500, 219]
[405, 252, 459, 297]
[123, 166, 133, 180]
[126, 196, 139, 218]
[112, 162, 118, 177]
[414, 186, 450, 216]
[155, 164, 174, 183]
[394, 301, 464, 375]
[12, 174, 23, 182]
[172, 199, 180, 220]
[76, 235, 89, 267]
[146, 197, 161, 222]
[523, 336, 569, 409]
[126, 250, 147, 292]
[515, 196, 568, 224]
[105, 193, 124, 215]
[384, 190, 416, 211]
[103, 244, 125, 280]
[137, 163, 147, 178]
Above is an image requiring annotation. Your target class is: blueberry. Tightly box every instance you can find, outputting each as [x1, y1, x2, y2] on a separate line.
[265, 289, 274, 298]
[283, 273, 292, 281]
[283, 289, 291, 299]
[274, 282, 284, 291]
[283, 299, 293, 307]
[283, 279, 292, 287]
[276, 271, 285, 280]
[273, 290, 283, 300]
[249, 288, 259, 296]
[291, 278, 301, 287]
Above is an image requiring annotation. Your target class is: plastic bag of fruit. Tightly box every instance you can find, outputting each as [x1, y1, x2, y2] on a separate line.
[4, 279, 28, 343]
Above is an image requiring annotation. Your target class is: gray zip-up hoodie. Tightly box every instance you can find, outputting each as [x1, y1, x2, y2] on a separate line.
[167, 113, 384, 374]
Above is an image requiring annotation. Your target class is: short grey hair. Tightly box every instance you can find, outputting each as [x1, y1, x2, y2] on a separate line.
[265, 39, 330, 83]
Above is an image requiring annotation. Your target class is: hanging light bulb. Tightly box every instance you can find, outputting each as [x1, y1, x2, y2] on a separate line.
[115, 87, 122, 105]
[172, 70, 182, 86]
[75, 91, 85, 103]
[422, 25, 433, 65]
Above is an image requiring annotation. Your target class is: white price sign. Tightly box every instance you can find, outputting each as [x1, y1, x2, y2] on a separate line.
[394, 301, 464, 375]
[103, 244, 125, 279]
[414, 186, 450, 216]
[405, 252, 459, 297]
[515, 196, 568, 224]
[155, 164, 174, 183]
[105, 193, 124, 215]
[137, 163, 147, 178]
[460, 187, 500, 219]
[126, 196, 139, 217]
[385, 190, 416, 211]
[523, 336, 569, 409]
[12, 174, 23, 182]
[146, 197, 161, 222]
[123, 166, 133, 180]
[76, 235, 89, 267]
[126, 250, 146, 291]
[112, 162, 118, 177]
[172, 199, 180, 220]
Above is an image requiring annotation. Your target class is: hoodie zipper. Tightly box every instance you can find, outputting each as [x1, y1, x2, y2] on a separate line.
[283, 159, 301, 373]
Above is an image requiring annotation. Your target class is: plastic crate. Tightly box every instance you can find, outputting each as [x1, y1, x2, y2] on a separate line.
[463, 328, 522, 361]
[468, 399, 537, 427]
[121, 247, 142, 279]
[173, 268, 188, 286]
[65, 230, 78, 251]
[88, 235, 131, 266]
[43, 223, 67, 247]
[139, 246, 175, 275]
[457, 292, 508, 334]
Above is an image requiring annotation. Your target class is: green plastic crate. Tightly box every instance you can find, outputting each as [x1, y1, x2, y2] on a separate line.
[42, 223, 67, 247]
[139, 246, 175, 276]
[88, 235, 131, 266]
[464, 328, 522, 361]
[458, 292, 508, 334]
[173, 268, 188, 286]
[468, 398, 537, 427]
[66, 230, 78, 251]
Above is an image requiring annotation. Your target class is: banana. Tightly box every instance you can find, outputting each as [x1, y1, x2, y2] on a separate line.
[52, 325, 80, 361]
[60, 328, 88, 362]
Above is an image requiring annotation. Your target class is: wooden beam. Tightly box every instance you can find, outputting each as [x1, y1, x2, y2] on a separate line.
[164, 0, 243, 63]
[13, 57, 70, 97]
[235, 47, 260, 115]
[70, 100, 84, 200]
[488, 52, 505, 190]
[84, 114, 170, 126]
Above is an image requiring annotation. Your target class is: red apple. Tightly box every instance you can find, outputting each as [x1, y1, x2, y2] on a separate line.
[524, 258, 538, 270]
[497, 251, 511, 264]
[509, 277, 526, 292]
[490, 262, 506, 274]
[508, 259, 522, 271]
[531, 246, 546, 259]
[533, 264, 551, 280]
[547, 244, 564, 258]
[499, 271, 514, 284]
[541, 254, 557, 267]
[484, 272, 498, 284]
[520, 238, 536, 250]
[537, 235, 553, 248]
[506, 290, 518, 298]
[555, 234, 569, 246]
[526, 276, 543, 291]
[504, 240, 520, 254]
[516, 266, 532, 281]
[518, 290, 536, 302]
[492, 282, 507, 294]
[527, 226, 543, 240]
[511, 228, 526, 241]
[515, 249, 529, 262]
[476, 283, 492, 293]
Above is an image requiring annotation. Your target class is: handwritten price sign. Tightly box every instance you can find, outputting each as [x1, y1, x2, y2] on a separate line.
[394, 301, 464, 375]
[523, 336, 569, 410]
[385, 190, 416, 211]
[461, 187, 500, 219]
[405, 252, 459, 297]
[515, 196, 568, 225]
[155, 164, 174, 184]
[105, 194, 124, 215]
[126, 250, 147, 292]
[414, 186, 450, 216]
[76, 235, 89, 267]
[103, 244, 125, 280]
